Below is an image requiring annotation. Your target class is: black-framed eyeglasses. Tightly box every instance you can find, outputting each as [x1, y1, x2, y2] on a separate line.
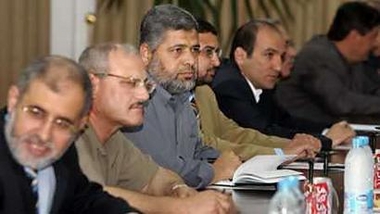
[200, 47, 222, 59]
[93, 72, 156, 94]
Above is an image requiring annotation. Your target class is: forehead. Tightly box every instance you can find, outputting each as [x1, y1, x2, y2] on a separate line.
[199, 32, 218, 47]
[364, 27, 379, 40]
[159, 29, 199, 47]
[108, 50, 146, 78]
[254, 26, 286, 53]
[21, 79, 85, 120]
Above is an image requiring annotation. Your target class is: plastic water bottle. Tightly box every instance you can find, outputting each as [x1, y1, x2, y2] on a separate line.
[344, 136, 374, 213]
[359, 136, 373, 158]
[268, 176, 305, 214]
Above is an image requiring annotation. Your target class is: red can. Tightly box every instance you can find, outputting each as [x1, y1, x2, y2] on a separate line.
[305, 177, 337, 214]
[374, 150, 380, 189]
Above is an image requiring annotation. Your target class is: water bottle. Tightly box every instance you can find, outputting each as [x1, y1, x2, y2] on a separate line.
[359, 136, 373, 158]
[268, 176, 305, 214]
[344, 136, 374, 213]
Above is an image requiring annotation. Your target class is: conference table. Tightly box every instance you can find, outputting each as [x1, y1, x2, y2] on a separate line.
[229, 157, 345, 214]
[213, 146, 354, 214]
[209, 126, 380, 213]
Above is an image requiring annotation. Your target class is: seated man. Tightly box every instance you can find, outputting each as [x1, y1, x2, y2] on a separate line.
[76, 42, 234, 213]
[211, 19, 355, 148]
[0, 56, 135, 213]
[195, 18, 321, 161]
[124, 4, 242, 189]
[275, 1, 380, 124]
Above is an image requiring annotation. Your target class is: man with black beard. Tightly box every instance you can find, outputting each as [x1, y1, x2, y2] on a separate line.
[124, 5, 242, 189]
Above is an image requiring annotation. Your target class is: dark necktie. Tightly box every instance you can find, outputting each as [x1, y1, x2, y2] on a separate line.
[190, 94, 203, 137]
[190, 95, 200, 119]
[25, 168, 38, 213]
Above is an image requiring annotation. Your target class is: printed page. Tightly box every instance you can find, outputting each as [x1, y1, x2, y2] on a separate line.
[232, 155, 303, 184]
[349, 124, 380, 132]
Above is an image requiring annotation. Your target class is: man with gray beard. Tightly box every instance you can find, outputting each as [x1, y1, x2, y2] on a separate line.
[124, 4, 241, 189]
[0, 56, 136, 213]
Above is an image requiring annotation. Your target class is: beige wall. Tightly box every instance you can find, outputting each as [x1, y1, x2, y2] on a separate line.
[91, 0, 348, 55]
[0, 0, 354, 106]
[0, 0, 50, 107]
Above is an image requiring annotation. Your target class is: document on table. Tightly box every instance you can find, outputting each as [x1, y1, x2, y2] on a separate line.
[211, 155, 305, 187]
[349, 124, 380, 132]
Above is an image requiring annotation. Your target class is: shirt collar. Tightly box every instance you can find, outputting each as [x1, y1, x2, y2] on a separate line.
[243, 76, 262, 103]
[155, 84, 191, 104]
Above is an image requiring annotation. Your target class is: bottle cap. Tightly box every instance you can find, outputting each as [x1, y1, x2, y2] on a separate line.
[278, 176, 299, 190]
[358, 136, 369, 147]
[352, 136, 368, 148]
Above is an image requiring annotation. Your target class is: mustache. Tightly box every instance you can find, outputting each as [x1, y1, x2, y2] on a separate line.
[177, 65, 197, 74]
[23, 134, 53, 149]
[131, 100, 149, 108]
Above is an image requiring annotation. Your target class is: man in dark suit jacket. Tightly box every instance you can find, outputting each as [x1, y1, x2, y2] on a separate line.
[0, 56, 135, 213]
[275, 2, 380, 125]
[212, 19, 355, 149]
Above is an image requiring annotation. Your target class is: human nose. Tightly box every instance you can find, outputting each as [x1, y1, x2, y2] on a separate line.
[183, 49, 197, 67]
[273, 55, 283, 73]
[38, 119, 54, 142]
[211, 53, 221, 67]
[135, 85, 150, 102]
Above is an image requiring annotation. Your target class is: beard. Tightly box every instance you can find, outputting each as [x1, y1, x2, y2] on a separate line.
[4, 111, 72, 170]
[148, 56, 196, 94]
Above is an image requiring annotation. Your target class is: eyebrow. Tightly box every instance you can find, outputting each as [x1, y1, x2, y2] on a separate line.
[263, 47, 283, 53]
[202, 45, 218, 49]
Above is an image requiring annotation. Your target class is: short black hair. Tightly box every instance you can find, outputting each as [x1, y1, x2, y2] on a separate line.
[139, 4, 198, 50]
[327, 1, 380, 41]
[229, 19, 280, 64]
[196, 18, 218, 36]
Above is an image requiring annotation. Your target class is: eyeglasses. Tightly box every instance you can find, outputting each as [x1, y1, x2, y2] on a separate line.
[200, 47, 222, 59]
[93, 72, 156, 94]
[20, 105, 78, 136]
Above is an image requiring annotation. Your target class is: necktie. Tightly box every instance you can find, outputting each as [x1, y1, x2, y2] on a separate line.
[190, 94, 203, 137]
[25, 167, 39, 213]
[190, 95, 200, 120]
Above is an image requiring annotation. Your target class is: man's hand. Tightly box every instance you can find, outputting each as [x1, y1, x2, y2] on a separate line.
[171, 184, 197, 198]
[325, 121, 356, 147]
[211, 150, 242, 183]
[283, 134, 321, 159]
[180, 190, 237, 214]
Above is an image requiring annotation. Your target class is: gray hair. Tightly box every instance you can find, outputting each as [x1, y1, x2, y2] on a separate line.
[16, 55, 92, 118]
[139, 4, 198, 50]
[78, 42, 138, 74]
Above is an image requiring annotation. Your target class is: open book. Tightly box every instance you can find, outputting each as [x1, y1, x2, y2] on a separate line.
[213, 155, 305, 187]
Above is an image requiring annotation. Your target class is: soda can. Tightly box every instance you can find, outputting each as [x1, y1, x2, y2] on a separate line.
[305, 177, 338, 214]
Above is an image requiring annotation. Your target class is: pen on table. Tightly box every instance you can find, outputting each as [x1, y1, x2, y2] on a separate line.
[308, 159, 314, 184]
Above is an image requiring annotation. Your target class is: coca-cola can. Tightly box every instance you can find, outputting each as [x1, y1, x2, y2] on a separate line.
[305, 177, 337, 214]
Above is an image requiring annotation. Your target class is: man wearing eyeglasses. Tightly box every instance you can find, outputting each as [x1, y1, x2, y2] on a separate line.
[0, 56, 136, 213]
[75, 42, 234, 213]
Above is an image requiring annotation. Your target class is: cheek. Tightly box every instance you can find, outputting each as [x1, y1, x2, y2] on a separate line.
[197, 61, 208, 77]
[53, 137, 72, 154]
[12, 116, 38, 138]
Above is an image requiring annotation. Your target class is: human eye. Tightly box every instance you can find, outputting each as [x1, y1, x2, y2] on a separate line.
[54, 118, 74, 132]
[169, 46, 185, 57]
[24, 106, 45, 119]
[122, 77, 144, 89]
[264, 51, 275, 60]
[191, 46, 201, 55]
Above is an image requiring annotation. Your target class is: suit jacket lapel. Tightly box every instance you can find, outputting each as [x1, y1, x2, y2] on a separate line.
[50, 161, 68, 213]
